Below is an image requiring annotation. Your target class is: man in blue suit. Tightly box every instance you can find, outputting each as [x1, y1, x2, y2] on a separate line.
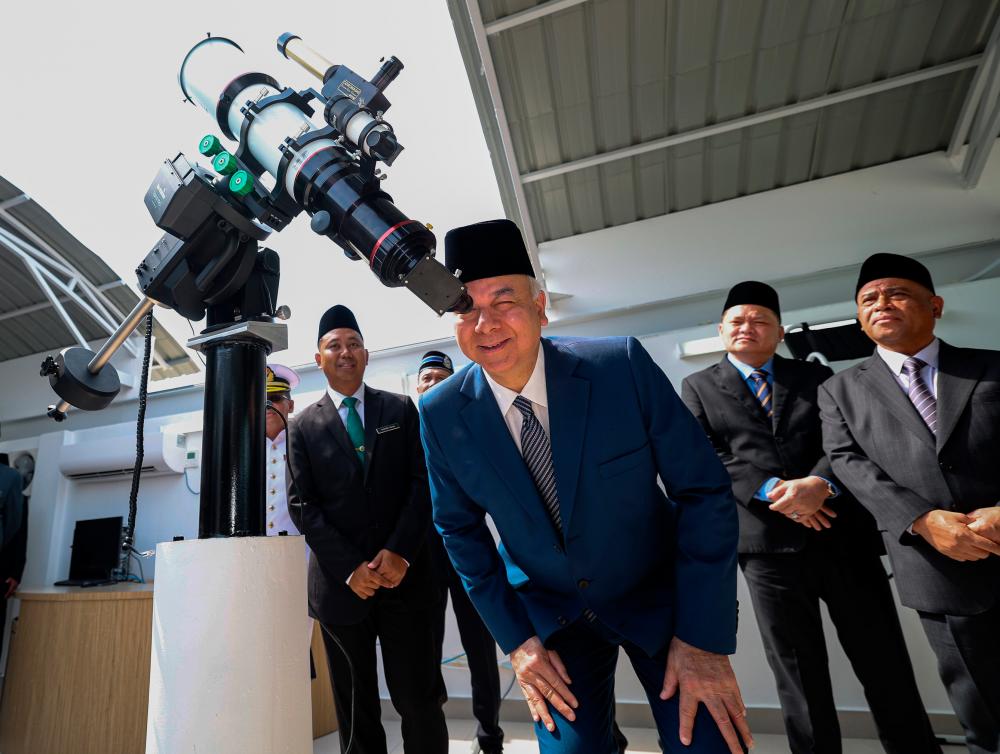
[419, 219, 751, 754]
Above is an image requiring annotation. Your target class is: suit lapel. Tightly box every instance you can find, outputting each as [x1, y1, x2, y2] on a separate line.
[715, 358, 769, 427]
[543, 338, 589, 534]
[362, 386, 383, 484]
[769, 355, 794, 433]
[318, 393, 360, 466]
[459, 365, 549, 526]
[858, 355, 936, 450]
[935, 341, 982, 452]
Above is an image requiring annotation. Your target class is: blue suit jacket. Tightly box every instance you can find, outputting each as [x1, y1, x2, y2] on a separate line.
[419, 336, 738, 656]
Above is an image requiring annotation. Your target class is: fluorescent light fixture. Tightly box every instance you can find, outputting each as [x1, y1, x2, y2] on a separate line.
[677, 335, 725, 359]
[785, 318, 857, 333]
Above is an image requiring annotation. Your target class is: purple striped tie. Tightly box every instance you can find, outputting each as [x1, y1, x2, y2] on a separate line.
[901, 357, 937, 435]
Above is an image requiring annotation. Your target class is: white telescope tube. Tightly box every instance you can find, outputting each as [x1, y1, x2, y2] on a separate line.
[179, 37, 327, 180]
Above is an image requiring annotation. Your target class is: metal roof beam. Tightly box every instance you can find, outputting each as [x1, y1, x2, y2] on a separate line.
[0, 194, 30, 212]
[0, 211, 139, 347]
[957, 16, 1000, 188]
[485, 0, 590, 35]
[948, 17, 1000, 157]
[0, 282, 119, 323]
[0, 227, 142, 358]
[520, 55, 982, 185]
[464, 0, 548, 293]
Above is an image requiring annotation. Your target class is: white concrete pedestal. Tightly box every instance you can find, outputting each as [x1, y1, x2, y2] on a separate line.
[145, 536, 311, 754]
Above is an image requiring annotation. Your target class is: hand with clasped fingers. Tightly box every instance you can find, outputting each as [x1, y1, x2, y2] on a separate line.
[967, 506, 1000, 545]
[661, 636, 754, 753]
[913, 509, 1000, 561]
[767, 476, 837, 531]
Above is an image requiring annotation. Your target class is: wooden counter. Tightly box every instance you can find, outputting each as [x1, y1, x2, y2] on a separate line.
[0, 584, 336, 754]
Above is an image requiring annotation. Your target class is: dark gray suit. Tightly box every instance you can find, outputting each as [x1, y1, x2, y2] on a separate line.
[819, 341, 1000, 753]
[683, 355, 937, 754]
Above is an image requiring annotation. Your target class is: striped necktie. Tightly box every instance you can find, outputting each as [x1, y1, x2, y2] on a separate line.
[748, 370, 773, 417]
[512, 395, 562, 533]
[901, 357, 937, 435]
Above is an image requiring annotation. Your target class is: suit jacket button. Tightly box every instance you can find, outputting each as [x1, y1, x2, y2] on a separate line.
[552, 544, 562, 554]
[557, 616, 568, 626]
[578, 579, 590, 590]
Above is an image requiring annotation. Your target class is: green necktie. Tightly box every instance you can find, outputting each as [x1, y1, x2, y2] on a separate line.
[341, 396, 366, 465]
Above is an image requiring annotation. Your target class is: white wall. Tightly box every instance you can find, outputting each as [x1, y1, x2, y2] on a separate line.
[541, 146, 1000, 323]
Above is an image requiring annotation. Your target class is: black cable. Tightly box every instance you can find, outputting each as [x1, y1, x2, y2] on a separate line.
[185, 318, 207, 367]
[318, 622, 356, 754]
[266, 401, 354, 752]
[129, 548, 146, 583]
[183, 467, 201, 496]
[124, 310, 154, 556]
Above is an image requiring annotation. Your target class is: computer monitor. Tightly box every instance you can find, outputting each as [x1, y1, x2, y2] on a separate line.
[66, 516, 123, 582]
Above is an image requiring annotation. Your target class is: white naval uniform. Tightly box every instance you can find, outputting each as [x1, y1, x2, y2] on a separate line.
[266, 430, 301, 536]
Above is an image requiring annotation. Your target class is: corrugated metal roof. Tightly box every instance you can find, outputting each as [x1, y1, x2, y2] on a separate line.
[464, 0, 999, 243]
[0, 176, 198, 379]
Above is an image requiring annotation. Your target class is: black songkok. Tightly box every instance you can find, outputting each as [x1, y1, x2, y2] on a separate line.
[723, 281, 781, 319]
[855, 253, 935, 297]
[317, 305, 362, 344]
[444, 219, 535, 284]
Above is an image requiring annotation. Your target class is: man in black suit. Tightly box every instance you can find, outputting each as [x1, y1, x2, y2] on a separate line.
[288, 305, 448, 754]
[682, 281, 939, 754]
[417, 350, 506, 754]
[819, 254, 1000, 754]
[0, 453, 26, 660]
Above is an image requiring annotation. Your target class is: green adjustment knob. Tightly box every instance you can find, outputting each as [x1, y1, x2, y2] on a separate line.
[212, 152, 238, 176]
[198, 134, 224, 157]
[229, 170, 254, 196]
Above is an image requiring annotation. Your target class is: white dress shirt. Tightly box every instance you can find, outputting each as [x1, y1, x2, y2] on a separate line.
[482, 345, 550, 451]
[877, 338, 940, 399]
[327, 384, 366, 428]
[265, 430, 301, 536]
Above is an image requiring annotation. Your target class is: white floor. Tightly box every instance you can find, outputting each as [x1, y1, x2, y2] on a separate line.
[312, 720, 966, 753]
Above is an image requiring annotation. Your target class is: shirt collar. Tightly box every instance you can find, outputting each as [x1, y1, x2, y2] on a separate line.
[327, 383, 365, 408]
[483, 343, 547, 417]
[727, 353, 774, 380]
[877, 337, 940, 376]
[268, 429, 286, 446]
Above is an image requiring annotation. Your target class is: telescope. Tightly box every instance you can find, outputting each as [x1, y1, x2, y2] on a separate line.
[40, 33, 472, 539]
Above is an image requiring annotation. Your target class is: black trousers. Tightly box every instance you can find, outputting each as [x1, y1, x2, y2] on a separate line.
[321, 590, 448, 754]
[740, 544, 940, 754]
[431, 536, 504, 750]
[918, 602, 1000, 754]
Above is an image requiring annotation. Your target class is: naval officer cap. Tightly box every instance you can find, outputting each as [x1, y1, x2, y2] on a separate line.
[266, 364, 299, 396]
[444, 219, 535, 284]
[419, 350, 454, 375]
[317, 305, 363, 345]
[723, 280, 781, 320]
[855, 252, 935, 298]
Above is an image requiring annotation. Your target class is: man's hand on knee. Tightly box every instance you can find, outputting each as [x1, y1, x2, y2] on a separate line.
[661, 636, 754, 753]
[510, 635, 578, 732]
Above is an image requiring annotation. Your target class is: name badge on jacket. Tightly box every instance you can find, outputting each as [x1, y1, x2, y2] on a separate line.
[376, 423, 401, 435]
